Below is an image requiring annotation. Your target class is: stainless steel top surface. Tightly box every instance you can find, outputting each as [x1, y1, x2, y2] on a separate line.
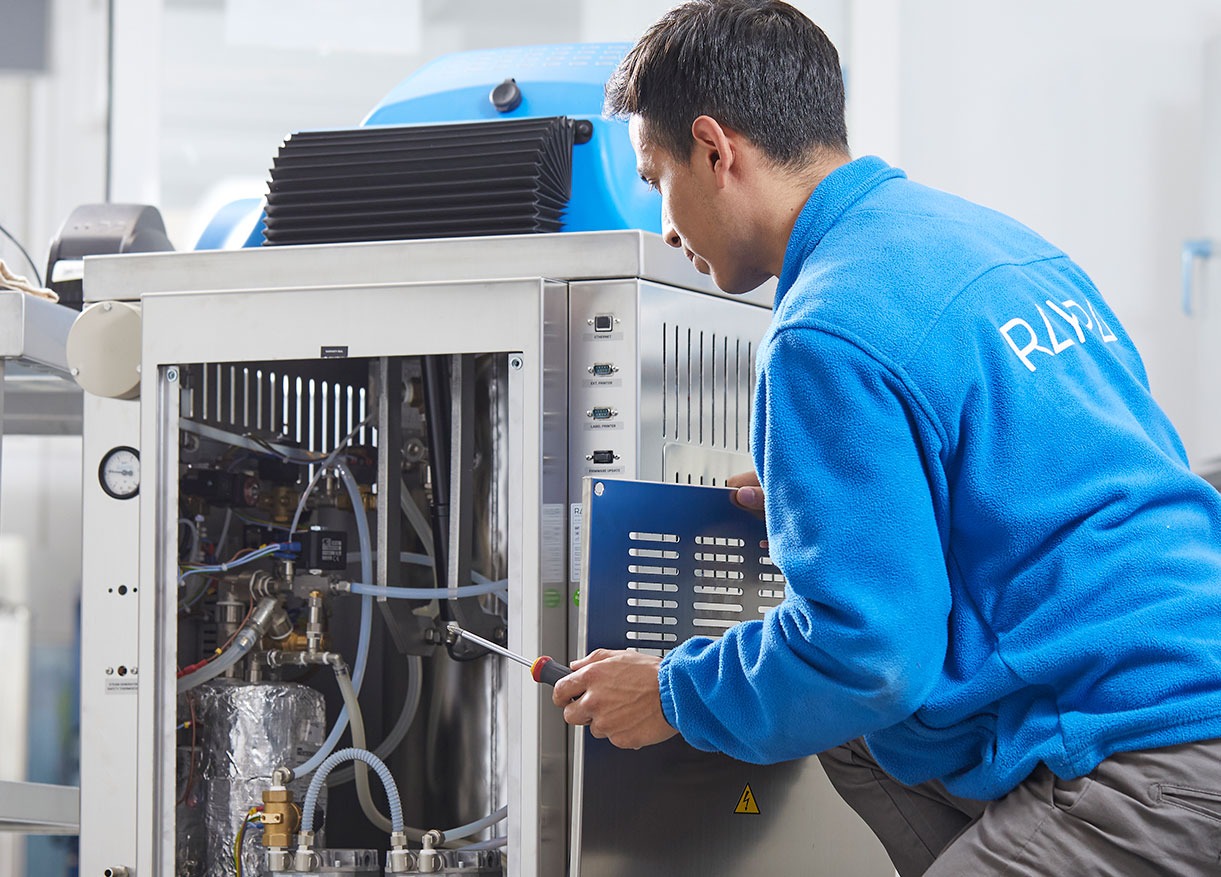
[0, 290, 75, 374]
[82, 230, 776, 309]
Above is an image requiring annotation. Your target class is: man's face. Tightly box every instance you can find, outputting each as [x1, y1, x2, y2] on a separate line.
[630, 116, 765, 294]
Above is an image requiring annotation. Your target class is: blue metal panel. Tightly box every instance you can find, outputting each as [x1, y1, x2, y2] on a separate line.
[582, 478, 782, 653]
[574, 478, 838, 877]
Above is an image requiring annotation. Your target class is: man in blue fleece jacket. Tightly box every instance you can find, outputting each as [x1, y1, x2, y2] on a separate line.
[552, 1, 1221, 873]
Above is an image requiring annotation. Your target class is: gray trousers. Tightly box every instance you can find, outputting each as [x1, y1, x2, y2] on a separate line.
[817, 737, 1221, 876]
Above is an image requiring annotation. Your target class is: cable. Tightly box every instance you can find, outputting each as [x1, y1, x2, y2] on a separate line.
[178, 693, 198, 806]
[0, 221, 43, 288]
[178, 517, 199, 561]
[233, 806, 263, 877]
[177, 542, 287, 590]
[288, 413, 375, 538]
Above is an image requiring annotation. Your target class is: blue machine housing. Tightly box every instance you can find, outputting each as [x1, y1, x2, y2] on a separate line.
[196, 43, 661, 251]
[363, 43, 661, 235]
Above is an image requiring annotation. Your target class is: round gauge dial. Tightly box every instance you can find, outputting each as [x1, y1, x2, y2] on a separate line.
[99, 446, 140, 500]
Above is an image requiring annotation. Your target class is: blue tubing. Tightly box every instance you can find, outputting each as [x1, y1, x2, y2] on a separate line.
[443, 805, 508, 842]
[349, 580, 507, 600]
[301, 747, 403, 834]
[289, 462, 373, 780]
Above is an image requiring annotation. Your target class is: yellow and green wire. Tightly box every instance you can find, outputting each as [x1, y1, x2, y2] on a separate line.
[233, 806, 263, 877]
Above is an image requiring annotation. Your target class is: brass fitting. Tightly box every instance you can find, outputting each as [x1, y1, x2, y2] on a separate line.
[261, 787, 301, 850]
[265, 630, 324, 654]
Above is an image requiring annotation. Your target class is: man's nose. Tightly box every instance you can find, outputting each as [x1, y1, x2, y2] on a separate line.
[662, 213, 682, 249]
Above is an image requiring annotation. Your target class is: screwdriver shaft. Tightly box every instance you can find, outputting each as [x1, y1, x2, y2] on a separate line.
[447, 622, 532, 668]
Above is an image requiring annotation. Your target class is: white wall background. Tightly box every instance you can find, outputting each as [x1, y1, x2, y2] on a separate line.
[847, 0, 1221, 466]
[4, 0, 1221, 561]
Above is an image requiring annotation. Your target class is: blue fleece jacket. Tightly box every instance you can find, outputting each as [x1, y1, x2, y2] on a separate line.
[656, 156, 1221, 800]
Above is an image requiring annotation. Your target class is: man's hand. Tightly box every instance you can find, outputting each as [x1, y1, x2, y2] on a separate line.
[552, 649, 678, 750]
[727, 470, 765, 517]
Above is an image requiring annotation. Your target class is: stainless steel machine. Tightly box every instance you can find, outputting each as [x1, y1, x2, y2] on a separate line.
[74, 231, 896, 877]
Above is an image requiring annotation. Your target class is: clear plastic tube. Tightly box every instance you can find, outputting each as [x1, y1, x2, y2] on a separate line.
[176, 627, 257, 693]
[348, 580, 507, 600]
[441, 805, 508, 843]
[328, 654, 422, 787]
[300, 747, 403, 834]
[331, 657, 499, 844]
[346, 551, 433, 568]
[289, 461, 373, 780]
[332, 660, 394, 833]
[459, 836, 508, 851]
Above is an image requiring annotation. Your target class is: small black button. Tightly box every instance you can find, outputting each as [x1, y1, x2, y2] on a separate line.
[490, 78, 523, 113]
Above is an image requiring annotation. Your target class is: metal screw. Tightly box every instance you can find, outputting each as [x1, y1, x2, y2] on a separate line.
[509, 355, 523, 370]
[166, 367, 179, 383]
[105, 667, 114, 676]
[404, 439, 426, 462]
[102, 301, 113, 312]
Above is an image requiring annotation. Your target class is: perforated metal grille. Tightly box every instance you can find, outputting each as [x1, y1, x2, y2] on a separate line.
[620, 528, 783, 655]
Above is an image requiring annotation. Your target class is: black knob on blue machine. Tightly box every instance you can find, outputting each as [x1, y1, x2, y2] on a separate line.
[490, 77, 523, 113]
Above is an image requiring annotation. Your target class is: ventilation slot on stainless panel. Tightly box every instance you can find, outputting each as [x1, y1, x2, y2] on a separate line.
[661, 323, 755, 479]
[693, 534, 748, 631]
[618, 523, 784, 654]
[182, 360, 373, 456]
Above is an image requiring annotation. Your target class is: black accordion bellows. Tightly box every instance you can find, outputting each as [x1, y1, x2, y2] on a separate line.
[261, 117, 578, 246]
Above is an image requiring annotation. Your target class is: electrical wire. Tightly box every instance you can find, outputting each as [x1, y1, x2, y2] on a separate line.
[233, 805, 263, 877]
[178, 517, 199, 562]
[178, 692, 198, 806]
[288, 413, 375, 538]
[177, 542, 286, 591]
[0, 220, 43, 288]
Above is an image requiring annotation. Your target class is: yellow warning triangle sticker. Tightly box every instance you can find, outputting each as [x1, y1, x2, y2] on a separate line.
[734, 783, 761, 814]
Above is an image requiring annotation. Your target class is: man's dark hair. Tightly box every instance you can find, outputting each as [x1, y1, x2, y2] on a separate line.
[605, 0, 848, 166]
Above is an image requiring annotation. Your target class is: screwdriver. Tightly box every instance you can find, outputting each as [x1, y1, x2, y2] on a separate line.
[446, 622, 573, 686]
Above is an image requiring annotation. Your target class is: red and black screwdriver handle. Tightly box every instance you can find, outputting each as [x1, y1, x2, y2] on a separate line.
[529, 655, 573, 686]
[447, 621, 572, 687]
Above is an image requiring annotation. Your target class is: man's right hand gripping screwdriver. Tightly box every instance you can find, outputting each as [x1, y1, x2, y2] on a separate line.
[446, 622, 573, 686]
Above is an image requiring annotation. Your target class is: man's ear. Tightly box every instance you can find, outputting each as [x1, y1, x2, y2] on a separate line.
[690, 115, 736, 188]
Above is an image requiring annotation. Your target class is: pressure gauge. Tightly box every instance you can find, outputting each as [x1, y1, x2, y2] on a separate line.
[99, 446, 140, 499]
